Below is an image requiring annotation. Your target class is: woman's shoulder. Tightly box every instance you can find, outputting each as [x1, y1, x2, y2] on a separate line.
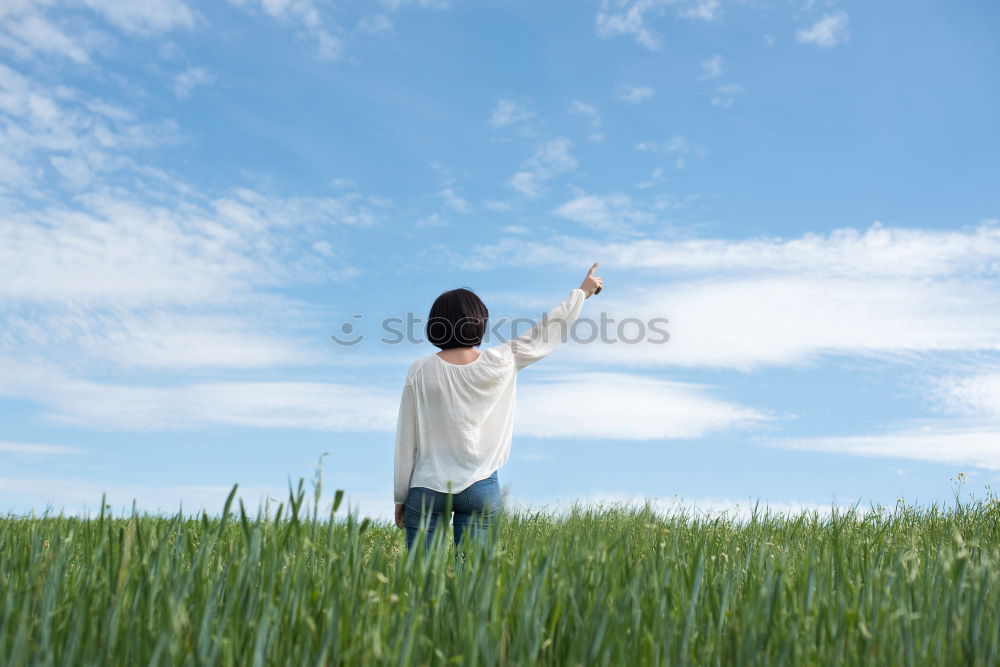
[405, 355, 437, 382]
[480, 340, 515, 364]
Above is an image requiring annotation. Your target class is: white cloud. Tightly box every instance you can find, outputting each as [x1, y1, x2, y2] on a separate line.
[0, 441, 82, 456]
[635, 136, 705, 169]
[439, 187, 471, 213]
[517, 372, 770, 439]
[230, 0, 343, 60]
[0, 10, 92, 63]
[508, 138, 577, 198]
[381, 0, 451, 9]
[0, 63, 182, 193]
[570, 275, 1000, 370]
[0, 0, 195, 61]
[501, 224, 530, 234]
[0, 62, 379, 375]
[678, 0, 720, 21]
[771, 371, 999, 471]
[82, 0, 195, 34]
[698, 54, 725, 79]
[568, 100, 603, 142]
[553, 193, 655, 234]
[416, 213, 448, 227]
[595, 0, 723, 49]
[595, 0, 668, 51]
[933, 373, 1000, 419]
[0, 354, 768, 444]
[357, 14, 394, 35]
[635, 166, 665, 189]
[796, 11, 850, 48]
[462, 221, 1000, 279]
[772, 426, 1000, 471]
[634, 135, 707, 167]
[0, 355, 398, 431]
[457, 222, 1000, 370]
[0, 187, 375, 305]
[616, 84, 654, 104]
[484, 200, 513, 212]
[2, 306, 320, 370]
[710, 83, 744, 108]
[489, 98, 535, 129]
[173, 66, 214, 99]
[329, 177, 357, 190]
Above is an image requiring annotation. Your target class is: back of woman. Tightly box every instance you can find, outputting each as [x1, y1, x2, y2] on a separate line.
[393, 263, 604, 554]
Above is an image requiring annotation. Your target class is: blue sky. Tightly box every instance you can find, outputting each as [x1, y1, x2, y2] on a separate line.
[2, 0, 999, 520]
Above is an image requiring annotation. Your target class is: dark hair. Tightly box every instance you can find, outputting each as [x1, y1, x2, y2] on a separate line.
[426, 288, 489, 350]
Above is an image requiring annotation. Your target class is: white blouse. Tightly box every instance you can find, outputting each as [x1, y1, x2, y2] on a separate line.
[393, 288, 587, 502]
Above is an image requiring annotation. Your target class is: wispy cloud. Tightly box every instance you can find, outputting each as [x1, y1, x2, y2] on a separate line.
[596, 0, 723, 50]
[772, 426, 1000, 471]
[415, 213, 447, 227]
[0, 187, 377, 306]
[678, 0, 720, 21]
[568, 100, 603, 142]
[595, 0, 669, 51]
[3, 305, 322, 371]
[508, 138, 578, 198]
[356, 14, 394, 35]
[796, 11, 850, 48]
[173, 66, 214, 98]
[0, 58, 384, 375]
[616, 84, 654, 104]
[933, 372, 1000, 419]
[0, 63, 182, 193]
[635, 134, 707, 168]
[461, 222, 1000, 279]
[489, 98, 535, 129]
[0, 9, 93, 63]
[439, 187, 471, 212]
[457, 222, 1000, 369]
[0, 352, 770, 443]
[0, 441, 82, 457]
[0, 177, 384, 378]
[698, 54, 725, 79]
[710, 83, 744, 108]
[230, 0, 343, 60]
[552, 192, 655, 235]
[83, 0, 195, 35]
[518, 372, 770, 439]
[381, 0, 452, 9]
[0, 355, 398, 431]
[793, 371, 1000, 470]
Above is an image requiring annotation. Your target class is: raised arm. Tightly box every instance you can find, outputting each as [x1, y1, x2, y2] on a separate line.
[509, 262, 603, 371]
[393, 380, 418, 504]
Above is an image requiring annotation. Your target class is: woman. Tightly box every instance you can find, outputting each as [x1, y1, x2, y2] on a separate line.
[393, 263, 604, 552]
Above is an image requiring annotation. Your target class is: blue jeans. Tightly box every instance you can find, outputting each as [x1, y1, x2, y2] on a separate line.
[403, 470, 501, 553]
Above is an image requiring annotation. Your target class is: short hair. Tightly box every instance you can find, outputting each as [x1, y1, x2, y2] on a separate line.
[426, 288, 489, 350]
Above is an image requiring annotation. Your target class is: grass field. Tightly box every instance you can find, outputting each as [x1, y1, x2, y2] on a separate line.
[3, 480, 999, 666]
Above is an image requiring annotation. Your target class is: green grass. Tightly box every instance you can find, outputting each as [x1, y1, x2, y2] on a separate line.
[2, 481, 999, 666]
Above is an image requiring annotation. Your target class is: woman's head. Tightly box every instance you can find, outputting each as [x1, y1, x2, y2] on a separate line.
[426, 288, 489, 350]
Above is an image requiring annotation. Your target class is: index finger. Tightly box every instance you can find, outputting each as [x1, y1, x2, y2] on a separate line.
[587, 261, 599, 276]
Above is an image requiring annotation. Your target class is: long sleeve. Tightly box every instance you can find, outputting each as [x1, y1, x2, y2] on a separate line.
[509, 288, 587, 371]
[393, 381, 418, 503]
